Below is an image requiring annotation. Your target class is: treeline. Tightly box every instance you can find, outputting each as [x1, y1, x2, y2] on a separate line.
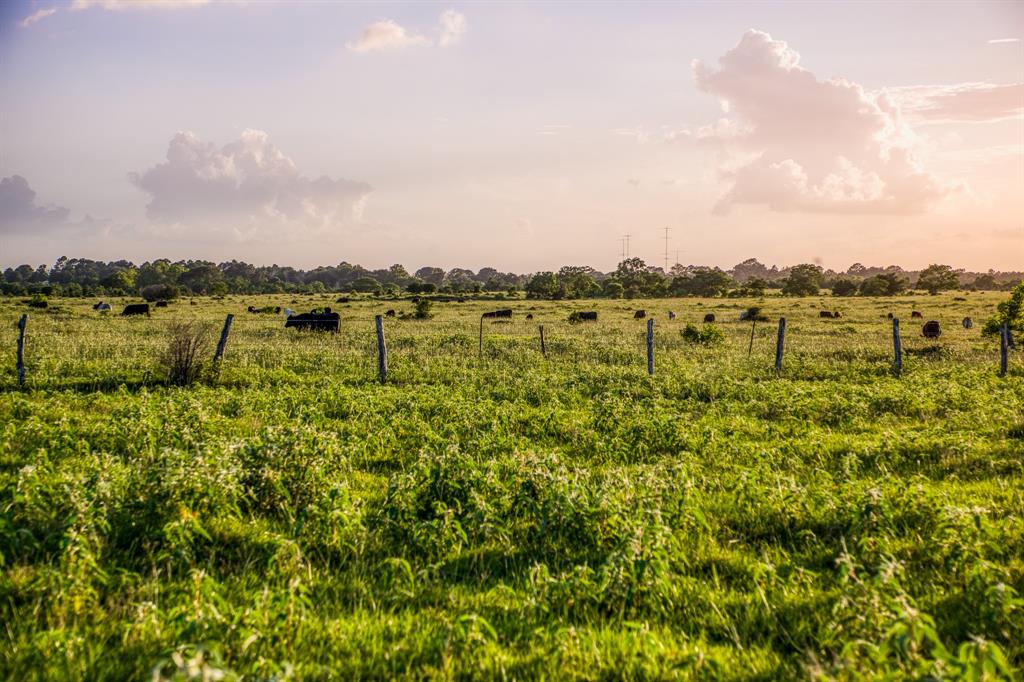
[1, 256, 1020, 299]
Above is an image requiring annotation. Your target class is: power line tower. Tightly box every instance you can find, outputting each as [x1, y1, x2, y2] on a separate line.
[625, 234, 631, 259]
[663, 226, 670, 273]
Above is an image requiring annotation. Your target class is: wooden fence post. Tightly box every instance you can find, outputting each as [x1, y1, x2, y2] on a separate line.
[748, 320, 756, 356]
[375, 314, 388, 384]
[892, 318, 902, 375]
[213, 314, 234, 366]
[539, 325, 546, 357]
[1000, 323, 1009, 377]
[774, 317, 786, 372]
[16, 314, 27, 388]
[479, 316, 484, 359]
[646, 318, 654, 375]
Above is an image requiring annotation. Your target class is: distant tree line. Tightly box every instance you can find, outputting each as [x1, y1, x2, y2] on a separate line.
[1, 256, 1020, 299]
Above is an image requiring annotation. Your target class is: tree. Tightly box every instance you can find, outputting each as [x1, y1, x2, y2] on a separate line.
[611, 258, 667, 298]
[603, 280, 624, 299]
[525, 272, 560, 299]
[831, 278, 859, 297]
[971, 273, 999, 291]
[859, 272, 908, 296]
[916, 264, 959, 295]
[781, 264, 822, 296]
[414, 267, 446, 286]
[557, 266, 598, 299]
[671, 268, 733, 297]
[983, 280, 1024, 336]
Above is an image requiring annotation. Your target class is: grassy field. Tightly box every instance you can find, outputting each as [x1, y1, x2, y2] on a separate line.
[1, 292, 1022, 680]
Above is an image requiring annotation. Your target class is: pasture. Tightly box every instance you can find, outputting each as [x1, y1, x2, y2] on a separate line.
[1, 292, 1022, 679]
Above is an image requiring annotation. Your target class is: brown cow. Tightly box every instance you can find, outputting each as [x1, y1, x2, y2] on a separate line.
[911, 311, 923, 319]
[634, 310, 646, 319]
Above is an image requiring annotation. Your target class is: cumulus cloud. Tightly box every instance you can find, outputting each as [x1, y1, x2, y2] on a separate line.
[129, 130, 372, 239]
[694, 29, 955, 215]
[71, 0, 211, 9]
[886, 82, 1024, 123]
[0, 175, 70, 232]
[19, 8, 57, 28]
[347, 9, 467, 54]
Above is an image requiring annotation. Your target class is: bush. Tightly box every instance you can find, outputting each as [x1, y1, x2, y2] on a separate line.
[413, 299, 433, 319]
[159, 322, 212, 386]
[744, 306, 770, 322]
[983, 280, 1024, 337]
[140, 283, 180, 302]
[26, 294, 48, 309]
[681, 323, 724, 345]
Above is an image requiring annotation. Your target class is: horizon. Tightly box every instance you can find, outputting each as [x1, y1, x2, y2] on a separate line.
[1, 1, 1022, 272]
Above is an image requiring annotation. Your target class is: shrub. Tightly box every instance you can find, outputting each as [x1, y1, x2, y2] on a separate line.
[744, 306, 770, 322]
[140, 283, 180, 302]
[159, 321, 212, 386]
[983, 280, 1024, 337]
[26, 294, 48, 309]
[681, 323, 724, 345]
[413, 299, 433, 319]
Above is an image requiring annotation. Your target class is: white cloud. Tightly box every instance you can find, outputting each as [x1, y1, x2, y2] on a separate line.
[71, 0, 211, 9]
[988, 38, 1020, 44]
[438, 9, 467, 47]
[693, 29, 956, 215]
[19, 8, 57, 28]
[885, 82, 1024, 123]
[347, 10, 468, 54]
[0, 175, 70, 232]
[129, 130, 372, 239]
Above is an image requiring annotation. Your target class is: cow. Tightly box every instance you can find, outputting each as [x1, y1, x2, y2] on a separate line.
[247, 305, 257, 313]
[482, 309, 513, 319]
[284, 308, 340, 332]
[833, 311, 842, 319]
[962, 317, 973, 329]
[922, 320, 941, 339]
[634, 310, 646, 319]
[668, 311, 676, 320]
[336, 297, 350, 303]
[569, 311, 598, 323]
[385, 309, 396, 317]
[819, 311, 835, 318]
[155, 301, 168, 308]
[457, 298, 466, 303]
[887, 312, 894, 319]
[739, 310, 750, 320]
[93, 302, 111, 312]
[122, 303, 150, 317]
[911, 311, 923, 319]
[526, 314, 534, 320]
[703, 313, 716, 323]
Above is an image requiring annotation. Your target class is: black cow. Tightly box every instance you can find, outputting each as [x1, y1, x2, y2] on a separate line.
[482, 309, 513, 319]
[633, 310, 646, 319]
[336, 297, 350, 303]
[887, 312, 894, 319]
[668, 311, 676, 320]
[833, 311, 842, 319]
[457, 298, 466, 303]
[703, 313, 716, 323]
[385, 309, 396, 317]
[911, 311, 923, 319]
[922, 320, 941, 339]
[569, 311, 598, 323]
[526, 314, 534, 320]
[122, 303, 150, 317]
[285, 308, 340, 332]
[962, 317, 973, 329]
[819, 311, 834, 318]
[155, 301, 168, 308]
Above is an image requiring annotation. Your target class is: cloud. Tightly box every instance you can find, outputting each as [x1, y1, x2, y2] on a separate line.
[0, 175, 70, 232]
[886, 82, 1024, 123]
[438, 9, 467, 47]
[129, 130, 372, 239]
[347, 9, 467, 54]
[71, 0, 211, 9]
[693, 29, 955, 215]
[19, 8, 57, 28]
[988, 38, 1020, 44]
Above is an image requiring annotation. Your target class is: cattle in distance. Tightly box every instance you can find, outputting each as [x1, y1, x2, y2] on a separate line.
[122, 303, 150, 317]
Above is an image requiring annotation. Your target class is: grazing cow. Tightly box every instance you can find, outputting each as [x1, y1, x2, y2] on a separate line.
[703, 313, 716, 323]
[911, 311, 923, 319]
[634, 310, 646, 319]
[285, 308, 340, 332]
[668, 311, 676, 320]
[887, 312, 894, 319]
[482, 309, 513, 319]
[833, 311, 842, 319]
[155, 301, 168, 308]
[385, 309, 396, 317]
[922, 320, 941, 339]
[247, 305, 257, 313]
[283, 308, 297, 317]
[457, 298, 466, 303]
[819, 311, 834, 318]
[121, 303, 150, 317]
[190, 300, 197, 306]
[336, 297, 350, 303]
[569, 311, 598, 323]
[526, 314, 534, 320]
[962, 317, 973, 329]
[739, 310, 750, 320]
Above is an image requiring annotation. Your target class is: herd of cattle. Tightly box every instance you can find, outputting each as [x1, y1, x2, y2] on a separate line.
[87, 299, 983, 341]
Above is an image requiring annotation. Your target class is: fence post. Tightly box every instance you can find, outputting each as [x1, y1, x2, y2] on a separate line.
[479, 316, 484, 359]
[774, 317, 786, 372]
[748, 320, 756, 356]
[375, 314, 388, 384]
[539, 325, 546, 357]
[892, 318, 902, 376]
[16, 314, 27, 388]
[1001, 323, 1009, 377]
[647, 318, 654, 375]
[213, 313, 234, 367]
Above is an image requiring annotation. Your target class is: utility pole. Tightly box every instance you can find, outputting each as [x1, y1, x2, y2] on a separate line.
[663, 226, 670, 273]
[619, 236, 627, 260]
[625, 234, 631, 259]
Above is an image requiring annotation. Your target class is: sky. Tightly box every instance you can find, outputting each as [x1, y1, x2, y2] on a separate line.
[1, 0, 1022, 272]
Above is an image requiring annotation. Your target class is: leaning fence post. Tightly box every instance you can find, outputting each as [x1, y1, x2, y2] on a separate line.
[892, 318, 902, 375]
[774, 317, 786, 372]
[375, 314, 388, 383]
[16, 314, 27, 388]
[213, 313, 234, 367]
[646, 318, 654, 375]
[1000, 323, 1009, 377]
[478, 316, 484, 359]
[539, 325, 546, 357]
[748, 320, 756, 356]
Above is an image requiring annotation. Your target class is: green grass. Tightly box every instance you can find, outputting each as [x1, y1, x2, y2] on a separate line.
[1, 292, 1022, 680]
